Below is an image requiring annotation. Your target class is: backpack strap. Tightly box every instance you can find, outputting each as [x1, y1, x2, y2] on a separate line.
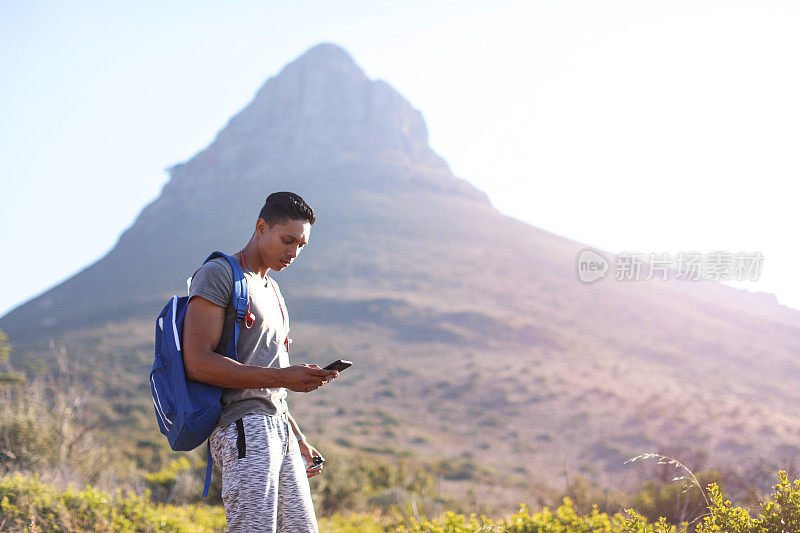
[202, 251, 248, 362]
[203, 440, 213, 497]
[200, 251, 248, 497]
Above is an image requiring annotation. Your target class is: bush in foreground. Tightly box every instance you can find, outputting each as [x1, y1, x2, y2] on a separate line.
[396, 501, 675, 533]
[696, 471, 800, 533]
[0, 473, 674, 532]
[6, 470, 800, 532]
[0, 473, 225, 532]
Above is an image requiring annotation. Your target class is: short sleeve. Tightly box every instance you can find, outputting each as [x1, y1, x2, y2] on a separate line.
[189, 258, 233, 308]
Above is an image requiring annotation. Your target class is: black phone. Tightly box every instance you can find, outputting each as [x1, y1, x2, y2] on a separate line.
[312, 455, 325, 467]
[323, 359, 353, 372]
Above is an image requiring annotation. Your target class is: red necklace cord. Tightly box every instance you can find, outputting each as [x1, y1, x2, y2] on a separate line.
[239, 251, 290, 352]
[267, 276, 291, 354]
[239, 251, 255, 329]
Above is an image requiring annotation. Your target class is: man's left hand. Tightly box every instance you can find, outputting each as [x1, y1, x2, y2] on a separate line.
[298, 439, 324, 478]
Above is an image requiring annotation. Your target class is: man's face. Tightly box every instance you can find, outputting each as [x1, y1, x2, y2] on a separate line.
[256, 218, 311, 272]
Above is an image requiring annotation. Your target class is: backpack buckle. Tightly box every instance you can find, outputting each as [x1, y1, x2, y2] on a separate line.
[234, 296, 248, 323]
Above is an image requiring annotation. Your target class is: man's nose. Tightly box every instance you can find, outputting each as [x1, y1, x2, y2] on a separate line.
[288, 246, 299, 258]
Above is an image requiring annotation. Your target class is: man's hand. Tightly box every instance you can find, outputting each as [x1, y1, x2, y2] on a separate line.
[278, 364, 338, 392]
[298, 440, 325, 478]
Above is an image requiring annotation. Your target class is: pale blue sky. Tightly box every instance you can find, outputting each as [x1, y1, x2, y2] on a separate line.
[2, 0, 798, 316]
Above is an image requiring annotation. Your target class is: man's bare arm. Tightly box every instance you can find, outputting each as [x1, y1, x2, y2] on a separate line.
[182, 296, 337, 391]
[287, 410, 302, 437]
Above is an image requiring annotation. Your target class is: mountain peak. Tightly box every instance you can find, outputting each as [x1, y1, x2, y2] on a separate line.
[212, 42, 437, 166]
[282, 42, 366, 79]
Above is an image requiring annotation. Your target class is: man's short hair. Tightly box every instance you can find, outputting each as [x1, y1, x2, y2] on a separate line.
[258, 192, 316, 227]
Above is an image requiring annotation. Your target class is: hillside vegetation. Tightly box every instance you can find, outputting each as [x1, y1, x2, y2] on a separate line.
[3, 335, 800, 532]
[5, 470, 800, 532]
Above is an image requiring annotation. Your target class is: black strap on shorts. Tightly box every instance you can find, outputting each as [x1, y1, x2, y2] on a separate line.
[235, 418, 246, 459]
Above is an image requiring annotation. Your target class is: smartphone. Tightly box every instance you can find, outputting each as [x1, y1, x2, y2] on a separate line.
[323, 359, 353, 372]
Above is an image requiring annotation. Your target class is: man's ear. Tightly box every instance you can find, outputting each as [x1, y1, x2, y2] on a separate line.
[255, 218, 267, 237]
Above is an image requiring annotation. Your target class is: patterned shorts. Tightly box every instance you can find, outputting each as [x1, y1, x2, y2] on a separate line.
[210, 413, 318, 533]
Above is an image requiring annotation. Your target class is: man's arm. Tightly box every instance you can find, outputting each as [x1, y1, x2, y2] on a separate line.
[286, 410, 325, 478]
[183, 295, 337, 391]
[286, 410, 303, 438]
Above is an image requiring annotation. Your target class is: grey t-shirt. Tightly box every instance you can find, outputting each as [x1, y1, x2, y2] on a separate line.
[188, 254, 291, 428]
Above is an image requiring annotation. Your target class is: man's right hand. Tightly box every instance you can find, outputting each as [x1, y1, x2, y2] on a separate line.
[279, 364, 339, 392]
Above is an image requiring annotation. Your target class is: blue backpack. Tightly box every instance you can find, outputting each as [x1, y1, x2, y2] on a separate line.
[150, 251, 248, 497]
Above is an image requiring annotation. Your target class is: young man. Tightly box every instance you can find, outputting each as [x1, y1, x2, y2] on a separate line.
[183, 192, 337, 532]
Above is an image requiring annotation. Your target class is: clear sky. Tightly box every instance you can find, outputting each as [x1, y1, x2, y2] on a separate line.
[1, 0, 798, 317]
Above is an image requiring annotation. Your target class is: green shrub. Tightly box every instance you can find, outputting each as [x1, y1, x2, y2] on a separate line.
[144, 457, 195, 504]
[697, 471, 800, 533]
[0, 418, 57, 472]
[397, 501, 676, 532]
[0, 472, 225, 532]
[319, 512, 392, 532]
[10, 467, 800, 532]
